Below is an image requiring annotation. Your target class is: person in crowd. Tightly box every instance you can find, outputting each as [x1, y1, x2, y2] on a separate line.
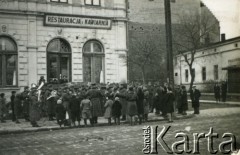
[62, 88, 72, 126]
[37, 76, 46, 101]
[190, 85, 201, 114]
[55, 97, 66, 128]
[126, 86, 138, 126]
[0, 93, 7, 123]
[136, 87, 144, 125]
[117, 83, 127, 121]
[86, 83, 103, 125]
[69, 93, 81, 127]
[112, 97, 122, 125]
[161, 86, 168, 117]
[175, 85, 183, 114]
[14, 93, 22, 124]
[214, 83, 221, 103]
[221, 81, 227, 102]
[143, 87, 149, 122]
[22, 86, 30, 121]
[153, 91, 160, 115]
[104, 94, 114, 125]
[181, 86, 188, 115]
[46, 90, 57, 121]
[10, 91, 16, 122]
[29, 85, 41, 127]
[80, 95, 93, 127]
[165, 87, 175, 122]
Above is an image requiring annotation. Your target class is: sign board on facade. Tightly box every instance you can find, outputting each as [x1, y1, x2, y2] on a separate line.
[44, 14, 112, 29]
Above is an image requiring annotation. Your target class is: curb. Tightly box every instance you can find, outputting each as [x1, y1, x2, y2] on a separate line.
[0, 114, 194, 135]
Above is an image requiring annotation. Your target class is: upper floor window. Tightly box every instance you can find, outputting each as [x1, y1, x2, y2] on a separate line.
[85, 0, 100, 6]
[51, 0, 68, 3]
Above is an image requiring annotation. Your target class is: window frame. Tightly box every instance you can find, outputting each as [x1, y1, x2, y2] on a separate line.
[0, 36, 18, 87]
[50, 0, 68, 3]
[202, 67, 206, 81]
[214, 65, 218, 80]
[84, 0, 101, 6]
[185, 69, 188, 82]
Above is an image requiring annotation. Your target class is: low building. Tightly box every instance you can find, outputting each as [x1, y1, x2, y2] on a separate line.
[174, 36, 240, 93]
[0, 0, 128, 93]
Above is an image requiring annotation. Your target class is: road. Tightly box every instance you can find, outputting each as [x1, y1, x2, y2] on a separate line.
[0, 106, 240, 155]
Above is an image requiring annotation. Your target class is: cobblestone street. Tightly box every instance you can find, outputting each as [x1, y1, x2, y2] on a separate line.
[0, 106, 240, 155]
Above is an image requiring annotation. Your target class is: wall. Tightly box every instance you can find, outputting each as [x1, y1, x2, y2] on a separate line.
[0, 0, 127, 92]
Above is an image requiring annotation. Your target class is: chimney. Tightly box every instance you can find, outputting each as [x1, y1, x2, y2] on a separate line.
[221, 33, 226, 42]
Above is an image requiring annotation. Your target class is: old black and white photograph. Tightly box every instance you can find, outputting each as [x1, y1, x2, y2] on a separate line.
[0, 0, 239, 154]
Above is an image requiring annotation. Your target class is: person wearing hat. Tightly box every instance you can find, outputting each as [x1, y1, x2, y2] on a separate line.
[14, 93, 23, 124]
[112, 97, 122, 125]
[21, 86, 30, 121]
[29, 87, 41, 127]
[190, 85, 201, 114]
[55, 97, 66, 127]
[126, 86, 138, 126]
[116, 83, 127, 121]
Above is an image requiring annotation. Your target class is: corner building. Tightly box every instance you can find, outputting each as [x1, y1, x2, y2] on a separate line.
[0, 0, 127, 92]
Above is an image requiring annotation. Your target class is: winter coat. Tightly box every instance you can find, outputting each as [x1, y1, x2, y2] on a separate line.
[181, 90, 188, 111]
[126, 91, 138, 116]
[136, 91, 144, 115]
[112, 100, 122, 117]
[55, 104, 66, 121]
[165, 92, 175, 113]
[104, 99, 113, 118]
[29, 91, 41, 122]
[86, 89, 103, 117]
[14, 94, 22, 117]
[190, 89, 201, 108]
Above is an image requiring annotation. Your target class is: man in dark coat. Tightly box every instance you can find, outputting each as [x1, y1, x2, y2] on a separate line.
[214, 83, 221, 103]
[21, 87, 30, 121]
[86, 84, 103, 124]
[190, 85, 201, 114]
[221, 81, 227, 102]
[14, 93, 22, 124]
[69, 94, 81, 126]
[136, 87, 144, 124]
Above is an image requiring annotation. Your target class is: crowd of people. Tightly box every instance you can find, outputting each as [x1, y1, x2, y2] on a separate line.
[213, 81, 228, 103]
[0, 76, 204, 127]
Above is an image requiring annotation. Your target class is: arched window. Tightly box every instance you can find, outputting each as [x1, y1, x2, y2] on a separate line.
[47, 38, 71, 84]
[0, 36, 17, 86]
[83, 40, 104, 83]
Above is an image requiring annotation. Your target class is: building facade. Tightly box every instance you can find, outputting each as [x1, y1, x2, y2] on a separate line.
[174, 37, 240, 93]
[0, 0, 127, 92]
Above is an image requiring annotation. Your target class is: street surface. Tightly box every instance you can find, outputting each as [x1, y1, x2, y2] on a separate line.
[0, 105, 240, 155]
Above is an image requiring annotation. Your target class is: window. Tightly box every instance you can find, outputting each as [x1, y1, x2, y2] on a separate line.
[47, 38, 71, 84]
[185, 69, 188, 82]
[83, 40, 104, 83]
[202, 67, 206, 81]
[51, 0, 68, 3]
[214, 65, 218, 80]
[191, 68, 195, 82]
[0, 36, 17, 87]
[85, 0, 100, 6]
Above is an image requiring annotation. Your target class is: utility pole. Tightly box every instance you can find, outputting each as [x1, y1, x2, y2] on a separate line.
[164, 0, 174, 88]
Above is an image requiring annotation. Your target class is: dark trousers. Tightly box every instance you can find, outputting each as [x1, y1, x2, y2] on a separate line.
[11, 104, 16, 121]
[193, 107, 199, 114]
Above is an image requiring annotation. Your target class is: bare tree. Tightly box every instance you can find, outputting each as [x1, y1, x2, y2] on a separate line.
[173, 10, 219, 91]
[127, 34, 164, 84]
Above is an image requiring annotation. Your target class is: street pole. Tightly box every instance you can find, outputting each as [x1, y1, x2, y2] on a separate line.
[164, 0, 174, 88]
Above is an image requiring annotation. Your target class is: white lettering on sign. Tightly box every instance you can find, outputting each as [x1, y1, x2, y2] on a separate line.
[44, 14, 112, 29]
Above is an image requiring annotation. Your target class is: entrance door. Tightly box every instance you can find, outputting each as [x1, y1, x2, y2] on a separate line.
[83, 40, 104, 83]
[228, 69, 240, 93]
[47, 38, 71, 84]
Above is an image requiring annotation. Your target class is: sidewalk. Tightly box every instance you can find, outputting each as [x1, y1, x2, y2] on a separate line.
[188, 100, 240, 106]
[0, 113, 193, 135]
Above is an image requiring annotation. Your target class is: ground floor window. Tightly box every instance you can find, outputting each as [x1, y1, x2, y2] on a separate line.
[83, 40, 104, 83]
[0, 36, 17, 87]
[47, 38, 71, 84]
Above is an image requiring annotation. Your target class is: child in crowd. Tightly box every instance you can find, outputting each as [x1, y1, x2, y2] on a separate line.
[80, 95, 92, 127]
[104, 95, 114, 125]
[112, 97, 122, 125]
[55, 97, 65, 128]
